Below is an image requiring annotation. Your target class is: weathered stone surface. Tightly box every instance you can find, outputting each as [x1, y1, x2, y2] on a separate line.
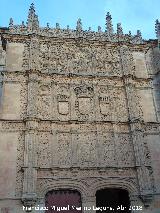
[0, 132, 18, 198]
[0, 3, 160, 213]
[1, 83, 22, 120]
[6, 43, 24, 72]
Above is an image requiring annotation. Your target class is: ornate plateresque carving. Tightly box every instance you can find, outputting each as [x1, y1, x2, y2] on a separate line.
[1, 3, 159, 210]
[8, 4, 145, 45]
[74, 84, 94, 120]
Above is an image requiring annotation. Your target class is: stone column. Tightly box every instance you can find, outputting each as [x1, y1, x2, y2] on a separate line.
[82, 196, 96, 213]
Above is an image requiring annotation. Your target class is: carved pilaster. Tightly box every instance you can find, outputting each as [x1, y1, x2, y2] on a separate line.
[130, 122, 154, 205]
[29, 36, 40, 71]
[120, 45, 154, 206]
[27, 71, 39, 118]
[23, 36, 40, 207]
[22, 119, 39, 209]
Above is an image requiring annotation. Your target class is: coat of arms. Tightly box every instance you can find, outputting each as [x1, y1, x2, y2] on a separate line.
[78, 97, 92, 115]
[58, 101, 69, 115]
[99, 96, 110, 116]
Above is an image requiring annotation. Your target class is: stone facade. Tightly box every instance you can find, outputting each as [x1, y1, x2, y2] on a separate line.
[0, 3, 160, 213]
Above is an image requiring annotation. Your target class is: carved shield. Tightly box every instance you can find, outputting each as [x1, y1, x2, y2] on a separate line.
[78, 97, 91, 115]
[58, 101, 69, 115]
[99, 99, 110, 116]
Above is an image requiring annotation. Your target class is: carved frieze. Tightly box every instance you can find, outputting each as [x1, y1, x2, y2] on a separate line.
[38, 42, 122, 76]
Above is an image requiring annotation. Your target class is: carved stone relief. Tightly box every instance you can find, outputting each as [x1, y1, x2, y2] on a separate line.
[74, 84, 94, 121]
[39, 42, 122, 76]
[98, 87, 111, 121]
[111, 87, 128, 122]
[101, 133, 115, 166]
[77, 132, 97, 167]
[38, 84, 52, 119]
[57, 132, 72, 167]
[16, 132, 25, 197]
[37, 132, 52, 168]
[56, 85, 71, 120]
[116, 134, 135, 167]
[1, 6, 159, 211]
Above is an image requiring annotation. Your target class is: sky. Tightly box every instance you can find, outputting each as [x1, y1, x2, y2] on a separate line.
[0, 0, 159, 39]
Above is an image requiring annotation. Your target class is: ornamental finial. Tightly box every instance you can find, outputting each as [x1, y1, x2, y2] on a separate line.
[27, 3, 39, 31]
[137, 30, 142, 39]
[9, 18, 14, 27]
[106, 12, 114, 35]
[76, 18, 82, 32]
[155, 19, 160, 39]
[56, 23, 60, 29]
[117, 23, 123, 35]
[88, 27, 91, 32]
[98, 26, 102, 32]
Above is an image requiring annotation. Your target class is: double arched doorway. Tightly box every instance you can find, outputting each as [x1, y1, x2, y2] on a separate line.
[45, 188, 131, 213]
